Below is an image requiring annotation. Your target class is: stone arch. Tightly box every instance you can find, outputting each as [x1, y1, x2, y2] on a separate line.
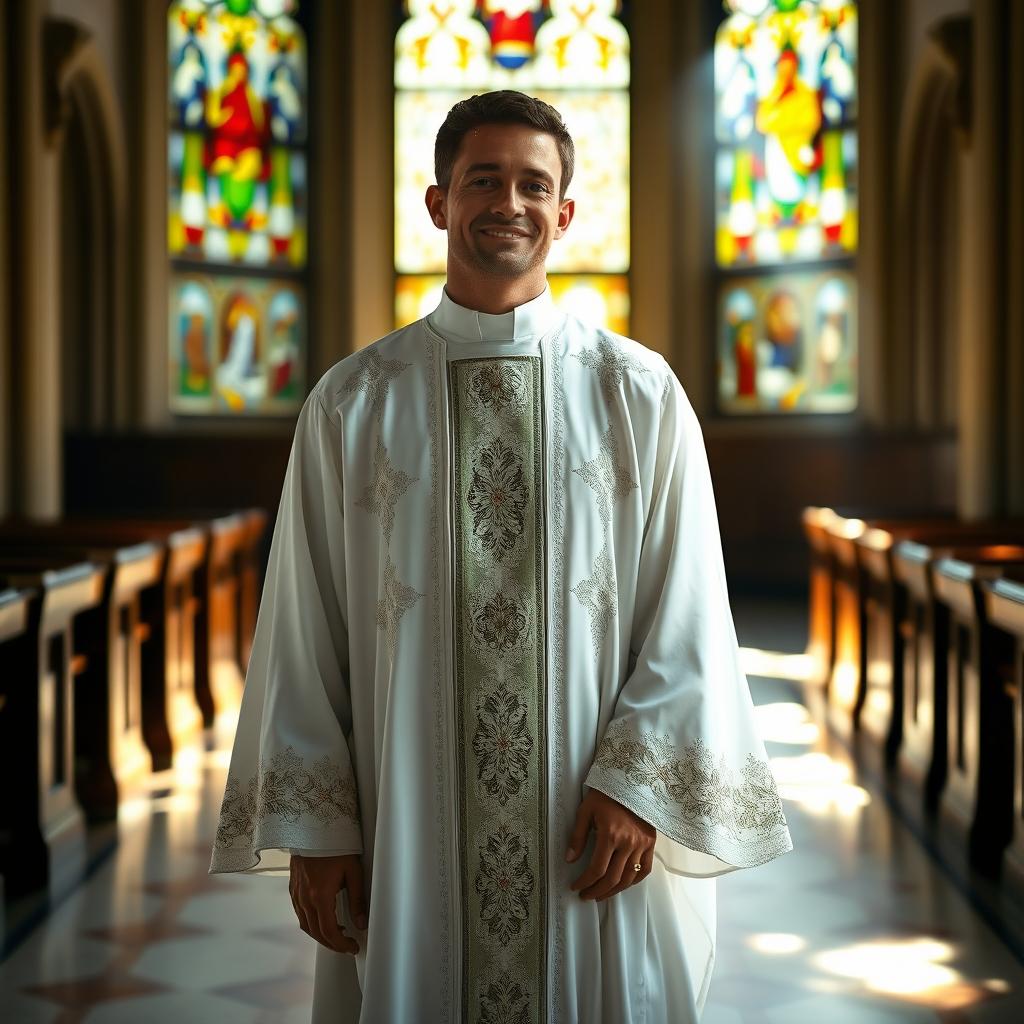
[46, 17, 131, 431]
[892, 15, 970, 432]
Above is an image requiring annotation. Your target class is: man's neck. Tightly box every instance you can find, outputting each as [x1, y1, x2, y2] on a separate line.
[442, 269, 548, 315]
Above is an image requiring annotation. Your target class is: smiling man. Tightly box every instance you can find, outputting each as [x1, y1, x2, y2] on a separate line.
[210, 90, 791, 1024]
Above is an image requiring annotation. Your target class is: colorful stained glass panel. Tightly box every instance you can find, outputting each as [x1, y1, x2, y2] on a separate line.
[395, 1, 630, 90]
[169, 133, 308, 267]
[714, 130, 857, 265]
[169, 272, 305, 415]
[168, 0, 308, 270]
[716, 269, 856, 414]
[713, 0, 858, 269]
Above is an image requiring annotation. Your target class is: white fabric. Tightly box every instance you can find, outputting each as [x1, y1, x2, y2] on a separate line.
[210, 282, 792, 1023]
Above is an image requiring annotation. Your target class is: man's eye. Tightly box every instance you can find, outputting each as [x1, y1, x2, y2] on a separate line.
[528, 183, 550, 193]
[471, 177, 494, 186]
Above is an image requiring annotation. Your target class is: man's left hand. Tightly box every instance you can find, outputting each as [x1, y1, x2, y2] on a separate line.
[567, 789, 656, 901]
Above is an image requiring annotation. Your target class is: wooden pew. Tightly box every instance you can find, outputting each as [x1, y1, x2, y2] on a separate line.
[0, 558, 104, 907]
[935, 552, 1024, 876]
[824, 513, 954, 738]
[816, 511, 1021, 739]
[856, 523, 1024, 765]
[0, 520, 207, 771]
[74, 511, 257, 725]
[896, 541, 1024, 813]
[0, 587, 34, 947]
[982, 567, 1024, 893]
[0, 539, 162, 817]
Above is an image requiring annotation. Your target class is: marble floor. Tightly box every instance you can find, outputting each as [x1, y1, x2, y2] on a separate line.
[1, 597, 1023, 1022]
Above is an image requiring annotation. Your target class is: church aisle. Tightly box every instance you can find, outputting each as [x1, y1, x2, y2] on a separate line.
[0, 600, 1022, 1022]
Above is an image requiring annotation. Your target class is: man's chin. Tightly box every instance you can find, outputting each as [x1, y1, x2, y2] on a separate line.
[468, 248, 545, 278]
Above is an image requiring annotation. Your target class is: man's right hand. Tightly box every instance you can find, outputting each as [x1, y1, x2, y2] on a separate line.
[289, 853, 367, 955]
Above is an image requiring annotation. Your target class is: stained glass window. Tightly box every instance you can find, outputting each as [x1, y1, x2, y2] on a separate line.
[714, 0, 857, 414]
[394, 1, 631, 332]
[167, 0, 309, 416]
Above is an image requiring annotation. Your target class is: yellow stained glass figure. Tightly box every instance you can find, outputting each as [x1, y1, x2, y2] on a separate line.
[395, 0, 493, 89]
[533, 0, 630, 87]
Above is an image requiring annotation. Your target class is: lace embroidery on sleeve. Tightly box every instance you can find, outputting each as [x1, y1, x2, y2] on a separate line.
[214, 745, 360, 853]
[588, 719, 790, 867]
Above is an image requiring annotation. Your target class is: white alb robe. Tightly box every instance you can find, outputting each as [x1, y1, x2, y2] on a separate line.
[209, 284, 792, 1023]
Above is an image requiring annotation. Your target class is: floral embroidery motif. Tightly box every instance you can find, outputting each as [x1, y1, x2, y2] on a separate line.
[475, 823, 535, 948]
[473, 682, 533, 806]
[572, 335, 649, 406]
[376, 553, 424, 658]
[479, 971, 532, 1024]
[571, 546, 617, 655]
[571, 423, 638, 523]
[472, 588, 529, 653]
[214, 745, 359, 851]
[340, 347, 411, 422]
[470, 363, 527, 413]
[591, 719, 788, 846]
[467, 436, 529, 562]
[356, 435, 419, 543]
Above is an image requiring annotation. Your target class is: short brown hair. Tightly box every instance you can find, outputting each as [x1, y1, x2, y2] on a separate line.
[434, 90, 575, 201]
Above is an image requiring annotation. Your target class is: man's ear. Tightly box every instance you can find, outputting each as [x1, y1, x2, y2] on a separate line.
[554, 196, 575, 239]
[425, 184, 447, 230]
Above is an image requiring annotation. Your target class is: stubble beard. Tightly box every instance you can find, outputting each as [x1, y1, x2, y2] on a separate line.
[458, 233, 548, 280]
[468, 243, 544, 280]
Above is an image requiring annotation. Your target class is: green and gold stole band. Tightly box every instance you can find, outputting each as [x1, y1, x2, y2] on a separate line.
[448, 356, 548, 1022]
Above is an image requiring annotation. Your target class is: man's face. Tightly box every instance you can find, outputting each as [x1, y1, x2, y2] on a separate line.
[426, 122, 574, 280]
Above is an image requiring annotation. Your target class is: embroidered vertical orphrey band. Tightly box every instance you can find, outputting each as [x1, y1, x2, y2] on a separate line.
[448, 356, 549, 1023]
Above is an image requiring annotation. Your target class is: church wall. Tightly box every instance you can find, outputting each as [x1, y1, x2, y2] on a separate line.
[46, 0, 125, 109]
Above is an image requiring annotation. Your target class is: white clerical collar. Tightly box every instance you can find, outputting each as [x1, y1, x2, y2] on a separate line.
[427, 284, 561, 343]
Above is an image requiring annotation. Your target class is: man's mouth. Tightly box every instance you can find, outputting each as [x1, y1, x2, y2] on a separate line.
[479, 227, 531, 239]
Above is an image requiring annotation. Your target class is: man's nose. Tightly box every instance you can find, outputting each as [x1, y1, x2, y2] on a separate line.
[489, 182, 525, 219]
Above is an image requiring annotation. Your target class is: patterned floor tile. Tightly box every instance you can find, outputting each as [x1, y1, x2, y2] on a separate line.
[23, 970, 169, 1009]
[130, 934, 305, 993]
[81, 990, 260, 1023]
[211, 971, 315, 1010]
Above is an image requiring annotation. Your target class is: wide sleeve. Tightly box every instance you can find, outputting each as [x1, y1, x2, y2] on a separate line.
[583, 360, 792, 877]
[209, 383, 363, 876]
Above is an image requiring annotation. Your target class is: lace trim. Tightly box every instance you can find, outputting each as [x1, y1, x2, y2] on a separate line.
[213, 745, 360, 855]
[588, 719, 790, 866]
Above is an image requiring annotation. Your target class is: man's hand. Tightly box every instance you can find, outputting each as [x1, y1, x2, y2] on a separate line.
[567, 789, 656, 901]
[289, 853, 367, 954]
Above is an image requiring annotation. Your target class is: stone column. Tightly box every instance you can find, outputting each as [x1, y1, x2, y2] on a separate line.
[310, 0, 353, 372]
[957, 0, 1009, 517]
[8, 0, 62, 517]
[1006, 0, 1024, 512]
[123, 0, 168, 429]
[347, 0, 394, 349]
[630, 0, 674, 364]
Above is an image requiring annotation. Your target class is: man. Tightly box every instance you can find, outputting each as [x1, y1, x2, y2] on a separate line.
[210, 90, 791, 1023]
